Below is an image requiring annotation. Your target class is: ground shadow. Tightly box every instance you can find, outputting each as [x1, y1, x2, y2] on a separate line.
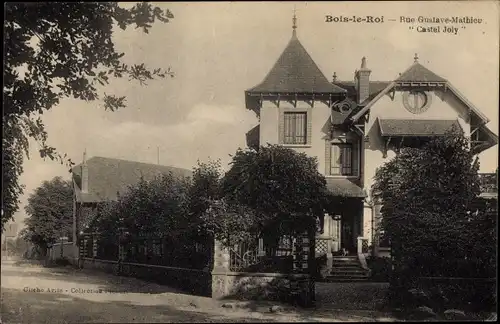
[2, 261, 404, 322]
[2, 266, 186, 295]
[315, 282, 391, 311]
[1, 288, 276, 323]
[216, 276, 396, 321]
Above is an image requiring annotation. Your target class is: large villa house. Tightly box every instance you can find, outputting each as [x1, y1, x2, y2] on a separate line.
[244, 16, 498, 271]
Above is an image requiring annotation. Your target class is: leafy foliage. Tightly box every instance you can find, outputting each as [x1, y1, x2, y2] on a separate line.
[2, 2, 174, 231]
[463, 197, 497, 278]
[223, 145, 327, 218]
[90, 146, 327, 249]
[93, 173, 191, 240]
[89, 171, 212, 269]
[23, 176, 73, 252]
[4, 236, 30, 257]
[188, 159, 258, 246]
[214, 145, 327, 245]
[189, 159, 224, 227]
[372, 129, 496, 310]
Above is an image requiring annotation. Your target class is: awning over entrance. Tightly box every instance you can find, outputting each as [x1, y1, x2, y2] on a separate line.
[378, 118, 461, 136]
[326, 178, 366, 198]
[377, 118, 463, 157]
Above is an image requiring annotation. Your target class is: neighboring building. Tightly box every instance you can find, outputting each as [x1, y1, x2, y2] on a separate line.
[70, 153, 192, 262]
[244, 16, 498, 259]
[2, 223, 18, 258]
[479, 171, 498, 199]
[3, 223, 18, 238]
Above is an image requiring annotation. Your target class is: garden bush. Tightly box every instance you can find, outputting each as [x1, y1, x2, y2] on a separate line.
[367, 256, 391, 282]
[373, 129, 497, 313]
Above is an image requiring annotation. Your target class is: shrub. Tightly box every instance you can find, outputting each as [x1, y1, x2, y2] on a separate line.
[313, 254, 329, 280]
[367, 256, 391, 282]
[373, 129, 496, 312]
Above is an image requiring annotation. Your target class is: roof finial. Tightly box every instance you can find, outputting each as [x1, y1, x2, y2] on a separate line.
[414, 53, 419, 63]
[292, 6, 297, 36]
[332, 72, 337, 82]
[83, 148, 87, 163]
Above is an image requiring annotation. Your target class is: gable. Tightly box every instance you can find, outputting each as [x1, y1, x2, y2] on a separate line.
[365, 89, 470, 136]
[350, 62, 490, 125]
[396, 63, 447, 83]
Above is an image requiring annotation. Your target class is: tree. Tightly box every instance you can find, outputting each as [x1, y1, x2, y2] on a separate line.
[373, 128, 481, 275]
[93, 173, 192, 240]
[23, 176, 73, 254]
[201, 145, 328, 247]
[2, 2, 174, 231]
[371, 128, 497, 311]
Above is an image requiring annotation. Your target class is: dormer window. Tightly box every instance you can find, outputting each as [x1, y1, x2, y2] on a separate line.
[284, 112, 307, 144]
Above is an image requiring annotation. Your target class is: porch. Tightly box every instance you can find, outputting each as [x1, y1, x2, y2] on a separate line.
[316, 195, 366, 253]
[315, 197, 371, 281]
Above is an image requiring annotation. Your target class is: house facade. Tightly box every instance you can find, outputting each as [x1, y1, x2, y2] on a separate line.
[244, 18, 498, 260]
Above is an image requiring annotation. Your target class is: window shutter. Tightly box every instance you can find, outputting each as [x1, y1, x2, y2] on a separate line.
[353, 141, 359, 176]
[278, 107, 284, 144]
[331, 144, 341, 175]
[306, 108, 312, 145]
[325, 140, 331, 175]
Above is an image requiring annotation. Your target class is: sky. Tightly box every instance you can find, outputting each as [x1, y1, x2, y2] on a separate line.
[13, 1, 499, 225]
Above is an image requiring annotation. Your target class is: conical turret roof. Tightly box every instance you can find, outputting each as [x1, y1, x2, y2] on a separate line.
[247, 33, 346, 94]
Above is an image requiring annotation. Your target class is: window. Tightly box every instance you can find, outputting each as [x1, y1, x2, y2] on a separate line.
[284, 112, 307, 144]
[330, 143, 354, 176]
[402, 91, 431, 114]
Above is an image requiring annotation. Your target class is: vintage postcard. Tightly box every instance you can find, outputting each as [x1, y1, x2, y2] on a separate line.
[2, 1, 498, 323]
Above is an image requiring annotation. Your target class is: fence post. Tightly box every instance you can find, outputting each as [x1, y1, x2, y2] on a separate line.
[211, 239, 230, 299]
[292, 230, 315, 307]
[78, 234, 85, 268]
[92, 234, 98, 258]
[357, 236, 363, 255]
[326, 238, 333, 270]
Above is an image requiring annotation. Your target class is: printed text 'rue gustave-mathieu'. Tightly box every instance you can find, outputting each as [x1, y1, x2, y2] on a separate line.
[325, 15, 384, 23]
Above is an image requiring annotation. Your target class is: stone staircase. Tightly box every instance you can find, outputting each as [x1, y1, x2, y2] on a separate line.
[325, 256, 371, 282]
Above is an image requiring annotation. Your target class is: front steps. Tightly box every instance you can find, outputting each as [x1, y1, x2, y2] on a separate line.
[324, 256, 371, 282]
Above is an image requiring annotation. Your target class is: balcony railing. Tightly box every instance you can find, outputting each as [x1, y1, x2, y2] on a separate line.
[479, 173, 498, 195]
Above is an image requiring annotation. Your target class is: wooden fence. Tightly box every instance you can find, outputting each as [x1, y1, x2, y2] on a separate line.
[79, 233, 213, 270]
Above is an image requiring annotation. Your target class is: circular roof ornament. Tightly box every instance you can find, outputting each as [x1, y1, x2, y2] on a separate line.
[402, 91, 431, 114]
[334, 99, 353, 115]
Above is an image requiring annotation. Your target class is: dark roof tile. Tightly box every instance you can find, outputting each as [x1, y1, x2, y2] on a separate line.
[333, 81, 391, 105]
[72, 157, 192, 203]
[247, 34, 346, 94]
[396, 63, 447, 83]
[326, 178, 365, 198]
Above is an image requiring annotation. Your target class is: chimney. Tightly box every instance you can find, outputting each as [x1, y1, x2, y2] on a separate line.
[355, 57, 371, 104]
[81, 150, 88, 193]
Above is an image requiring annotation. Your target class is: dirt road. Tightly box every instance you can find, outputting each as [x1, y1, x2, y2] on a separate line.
[1, 260, 395, 323]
